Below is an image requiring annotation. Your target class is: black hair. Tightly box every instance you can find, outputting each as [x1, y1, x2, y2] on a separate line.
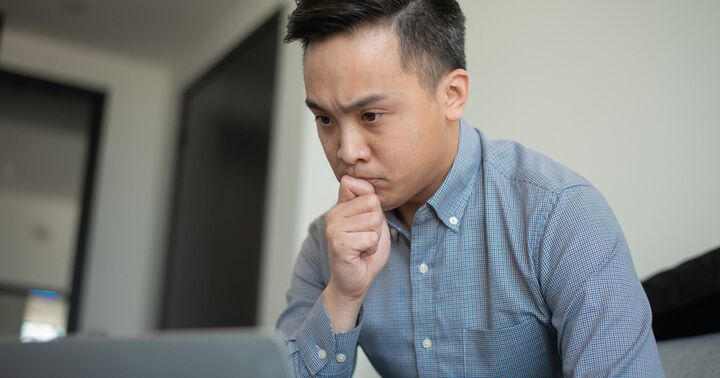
[285, 0, 466, 92]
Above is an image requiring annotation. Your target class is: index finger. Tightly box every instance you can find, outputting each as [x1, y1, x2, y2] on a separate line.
[338, 175, 376, 203]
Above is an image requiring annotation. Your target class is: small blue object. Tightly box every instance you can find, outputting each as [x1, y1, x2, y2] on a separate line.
[29, 290, 60, 300]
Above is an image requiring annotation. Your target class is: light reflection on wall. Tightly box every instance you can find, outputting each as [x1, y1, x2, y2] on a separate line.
[19, 289, 67, 342]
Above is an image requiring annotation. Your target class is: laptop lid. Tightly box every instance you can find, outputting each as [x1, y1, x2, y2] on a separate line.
[0, 328, 290, 378]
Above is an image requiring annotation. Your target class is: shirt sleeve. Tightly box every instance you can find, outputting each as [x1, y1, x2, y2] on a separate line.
[276, 217, 363, 377]
[538, 185, 665, 377]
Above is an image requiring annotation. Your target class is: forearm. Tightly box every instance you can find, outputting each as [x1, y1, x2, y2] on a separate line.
[322, 284, 364, 333]
[278, 176, 389, 376]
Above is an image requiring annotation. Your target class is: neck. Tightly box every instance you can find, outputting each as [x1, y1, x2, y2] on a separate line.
[395, 119, 461, 233]
[393, 205, 419, 232]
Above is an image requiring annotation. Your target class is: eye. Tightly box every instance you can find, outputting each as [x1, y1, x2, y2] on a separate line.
[315, 115, 332, 126]
[361, 112, 381, 122]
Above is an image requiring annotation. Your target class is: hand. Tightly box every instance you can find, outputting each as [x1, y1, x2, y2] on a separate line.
[322, 175, 391, 331]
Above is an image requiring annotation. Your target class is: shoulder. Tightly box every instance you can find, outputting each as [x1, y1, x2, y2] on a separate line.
[296, 213, 330, 264]
[295, 213, 332, 280]
[304, 213, 329, 251]
[479, 133, 592, 196]
[308, 212, 328, 235]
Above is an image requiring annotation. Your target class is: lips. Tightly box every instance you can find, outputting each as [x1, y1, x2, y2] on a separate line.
[345, 173, 380, 181]
[340, 173, 382, 187]
[338, 166, 385, 186]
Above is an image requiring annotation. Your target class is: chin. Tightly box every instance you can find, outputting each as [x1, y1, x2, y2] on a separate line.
[378, 196, 401, 212]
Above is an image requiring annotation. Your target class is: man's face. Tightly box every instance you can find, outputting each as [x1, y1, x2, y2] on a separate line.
[303, 26, 458, 212]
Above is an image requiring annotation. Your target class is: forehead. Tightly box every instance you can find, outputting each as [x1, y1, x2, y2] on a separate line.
[303, 26, 423, 106]
[305, 25, 398, 57]
[305, 26, 400, 72]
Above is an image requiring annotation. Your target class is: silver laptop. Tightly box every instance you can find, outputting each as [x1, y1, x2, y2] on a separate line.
[0, 328, 290, 378]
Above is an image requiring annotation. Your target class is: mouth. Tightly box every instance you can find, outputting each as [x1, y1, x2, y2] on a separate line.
[341, 172, 382, 185]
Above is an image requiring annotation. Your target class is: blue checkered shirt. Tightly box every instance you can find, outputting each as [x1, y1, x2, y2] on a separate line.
[277, 119, 664, 377]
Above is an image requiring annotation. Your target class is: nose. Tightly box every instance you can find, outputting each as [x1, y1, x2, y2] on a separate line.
[336, 123, 371, 165]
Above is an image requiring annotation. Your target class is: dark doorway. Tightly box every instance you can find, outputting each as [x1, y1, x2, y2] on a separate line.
[161, 11, 280, 328]
[0, 69, 104, 339]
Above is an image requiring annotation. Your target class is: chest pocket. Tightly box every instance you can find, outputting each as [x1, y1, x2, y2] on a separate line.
[462, 317, 556, 377]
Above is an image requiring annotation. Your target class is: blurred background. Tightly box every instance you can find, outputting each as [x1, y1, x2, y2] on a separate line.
[0, 0, 718, 376]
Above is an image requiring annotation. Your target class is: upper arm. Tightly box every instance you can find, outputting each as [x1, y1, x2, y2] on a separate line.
[538, 186, 663, 376]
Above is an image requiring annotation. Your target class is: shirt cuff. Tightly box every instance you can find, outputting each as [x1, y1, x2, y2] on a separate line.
[295, 295, 363, 376]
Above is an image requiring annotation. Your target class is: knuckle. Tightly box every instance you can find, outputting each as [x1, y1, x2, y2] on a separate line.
[326, 204, 342, 219]
[367, 194, 381, 209]
[368, 211, 381, 226]
[324, 220, 336, 234]
[325, 229, 345, 251]
[367, 231, 380, 245]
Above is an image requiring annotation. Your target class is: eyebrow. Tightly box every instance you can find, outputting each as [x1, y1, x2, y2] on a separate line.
[305, 94, 388, 114]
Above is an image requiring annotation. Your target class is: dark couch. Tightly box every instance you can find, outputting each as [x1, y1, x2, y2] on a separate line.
[642, 245, 720, 376]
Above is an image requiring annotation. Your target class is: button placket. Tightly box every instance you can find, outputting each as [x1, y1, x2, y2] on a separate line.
[409, 211, 439, 370]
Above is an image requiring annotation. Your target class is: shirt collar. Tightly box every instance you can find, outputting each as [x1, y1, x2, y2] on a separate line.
[426, 118, 482, 232]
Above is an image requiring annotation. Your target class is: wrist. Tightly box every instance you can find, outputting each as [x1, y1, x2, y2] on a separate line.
[322, 285, 365, 332]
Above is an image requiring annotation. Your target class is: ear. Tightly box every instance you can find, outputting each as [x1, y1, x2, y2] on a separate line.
[441, 69, 469, 121]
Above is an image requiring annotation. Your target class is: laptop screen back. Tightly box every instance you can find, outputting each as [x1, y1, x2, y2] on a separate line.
[0, 328, 290, 378]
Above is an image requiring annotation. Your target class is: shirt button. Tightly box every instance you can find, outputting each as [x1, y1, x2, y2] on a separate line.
[336, 353, 346, 363]
[317, 349, 327, 359]
[422, 338, 432, 349]
[390, 228, 398, 239]
[418, 263, 429, 274]
[449, 216, 458, 225]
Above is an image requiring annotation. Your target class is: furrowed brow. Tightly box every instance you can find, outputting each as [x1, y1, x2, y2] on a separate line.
[341, 94, 387, 113]
[305, 99, 326, 112]
[304, 94, 387, 114]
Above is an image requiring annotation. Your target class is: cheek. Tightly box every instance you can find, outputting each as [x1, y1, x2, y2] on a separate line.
[318, 130, 336, 156]
[373, 134, 417, 173]
[387, 125, 424, 159]
[386, 128, 439, 176]
[321, 142, 336, 162]
[319, 135, 344, 175]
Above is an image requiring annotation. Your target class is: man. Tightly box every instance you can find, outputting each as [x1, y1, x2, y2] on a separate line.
[277, 1, 664, 377]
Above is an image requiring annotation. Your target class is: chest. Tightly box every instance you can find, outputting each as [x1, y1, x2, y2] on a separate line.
[358, 216, 560, 377]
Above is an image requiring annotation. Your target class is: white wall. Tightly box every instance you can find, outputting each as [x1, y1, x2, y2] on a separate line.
[459, 0, 720, 278]
[1, 29, 177, 333]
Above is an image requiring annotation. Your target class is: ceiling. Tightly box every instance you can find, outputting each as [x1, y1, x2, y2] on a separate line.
[0, 0, 244, 66]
